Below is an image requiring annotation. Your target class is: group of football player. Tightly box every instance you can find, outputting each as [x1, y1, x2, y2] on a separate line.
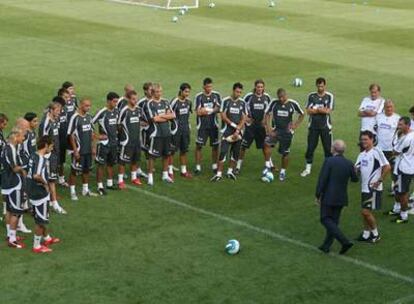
[0, 78, 413, 252]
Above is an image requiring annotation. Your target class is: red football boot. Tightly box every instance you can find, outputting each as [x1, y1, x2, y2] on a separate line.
[32, 245, 52, 254]
[131, 178, 142, 186]
[8, 240, 25, 249]
[118, 181, 126, 190]
[180, 172, 193, 179]
[42, 237, 61, 246]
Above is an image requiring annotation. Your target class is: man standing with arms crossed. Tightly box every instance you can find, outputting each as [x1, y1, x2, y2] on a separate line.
[301, 78, 334, 177]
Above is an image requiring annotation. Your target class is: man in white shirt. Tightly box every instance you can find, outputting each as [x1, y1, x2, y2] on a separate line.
[355, 131, 390, 243]
[391, 117, 414, 224]
[409, 106, 414, 131]
[376, 100, 400, 194]
[358, 84, 385, 145]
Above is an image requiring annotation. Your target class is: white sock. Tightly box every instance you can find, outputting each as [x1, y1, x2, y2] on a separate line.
[82, 184, 89, 193]
[227, 168, 233, 174]
[371, 228, 379, 237]
[98, 182, 104, 189]
[44, 234, 51, 241]
[33, 235, 42, 249]
[2, 202, 6, 215]
[118, 174, 124, 183]
[236, 159, 243, 170]
[148, 173, 154, 184]
[401, 211, 408, 220]
[217, 171, 222, 177]
[6, 224, 10, 238]
[162, 171, 169, 179]
[181, 165, 187, 174]
[52, 200, 58, 206]
[9, 229, 16, 243]
[212, 163, 218, 170]
[196, 164, 201, 171]
[265, 161, 271, 168]
[362, 230, 370, 239]
[137, 168, 143, 175]
[393, 202, 401, 213]
[280, 168, 286, 174]
[107, 179, 113, 187]
[269, 158, 274, 167]
[70, 185, 76, 195]
[168, 165, 173, 175]
[58, 176, 65, 184]
[18, 216, 24, 228]
[306, 164, 312, 171]
[131, 171, 137, 180]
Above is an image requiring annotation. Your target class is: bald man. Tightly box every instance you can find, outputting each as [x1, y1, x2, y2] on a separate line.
[15, 118, 32, 234]
[316, 140, 359, 254]
[117, 84, 135, 111]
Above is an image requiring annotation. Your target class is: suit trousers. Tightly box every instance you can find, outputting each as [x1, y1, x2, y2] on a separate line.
[320, 203, 350, 249]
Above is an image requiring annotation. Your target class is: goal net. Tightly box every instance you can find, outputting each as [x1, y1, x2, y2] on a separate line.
[110, 0, 199, 9]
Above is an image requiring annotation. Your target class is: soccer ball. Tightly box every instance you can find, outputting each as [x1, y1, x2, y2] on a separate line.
[269, 1, 275, 7]
[209, 2, 216, 8]
[261, 171, 274, 183]
[225, 239, 240, 255]
[293, 78, 303, 87]
[171, 16, 178, 23]
[179, 9, 186, 15]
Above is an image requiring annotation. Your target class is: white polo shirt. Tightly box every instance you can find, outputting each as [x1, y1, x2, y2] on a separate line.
[356, 147, 389, 193]
[376, 112, 400, 151]
[394, 131, 414, 175]
[359, 97, 385, 133]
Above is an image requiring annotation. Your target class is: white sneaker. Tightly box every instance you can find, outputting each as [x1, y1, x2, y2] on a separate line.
[82, 190, 98, 197]
[71, 193, 79, 201]
[17, 224, 32, 234]
[53, 203, 67, 215]
[300, 169, 311, 177]
[162, 176, 174, 184]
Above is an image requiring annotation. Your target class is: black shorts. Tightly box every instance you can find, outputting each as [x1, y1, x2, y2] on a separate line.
[47, 152, 59, 181]
[241, 124, 266, 149]
[265, 130, 293, 156]
[71, 153, 93, 173]
[31, 197, 49, 225]
[172, 132, 190, 153]
[394, 171, 414, 194]
[219, 139, 242, 162]
[383, 151, 395, 168]
[141, 128, 149, 151]
[361, 191, 382, 210]
[119, 144, 141, 164]
[96, 144, 118, 166]
[59, 147, 67, 165]
[3, 187, 25, 215]
[149, 136, 172, 158]
[196, 127, 219, 147]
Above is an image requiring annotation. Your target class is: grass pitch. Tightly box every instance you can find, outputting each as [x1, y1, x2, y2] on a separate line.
[1, 0, 414, 303]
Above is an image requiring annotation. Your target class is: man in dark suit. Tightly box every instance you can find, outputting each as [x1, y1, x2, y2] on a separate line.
[316, 139, 359, 254]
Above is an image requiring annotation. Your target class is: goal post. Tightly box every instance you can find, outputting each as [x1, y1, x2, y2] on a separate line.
[109, 0, 199, 10]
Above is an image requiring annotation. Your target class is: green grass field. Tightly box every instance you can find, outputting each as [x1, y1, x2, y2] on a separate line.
[1, 0, 414, 303]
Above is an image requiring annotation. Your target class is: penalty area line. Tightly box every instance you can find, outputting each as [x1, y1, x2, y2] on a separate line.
[127, 186, 414, 285]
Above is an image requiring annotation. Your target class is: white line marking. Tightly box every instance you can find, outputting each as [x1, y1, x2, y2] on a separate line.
[127, 186, 414, 285]
[389, 294, 414, 304]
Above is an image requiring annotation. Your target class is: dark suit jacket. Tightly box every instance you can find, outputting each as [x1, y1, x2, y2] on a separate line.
[315, 155, 359, 206]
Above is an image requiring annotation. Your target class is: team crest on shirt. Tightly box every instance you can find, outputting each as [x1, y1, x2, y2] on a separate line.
[361, 159, 368, 167]
[379, 123, 391, 130]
